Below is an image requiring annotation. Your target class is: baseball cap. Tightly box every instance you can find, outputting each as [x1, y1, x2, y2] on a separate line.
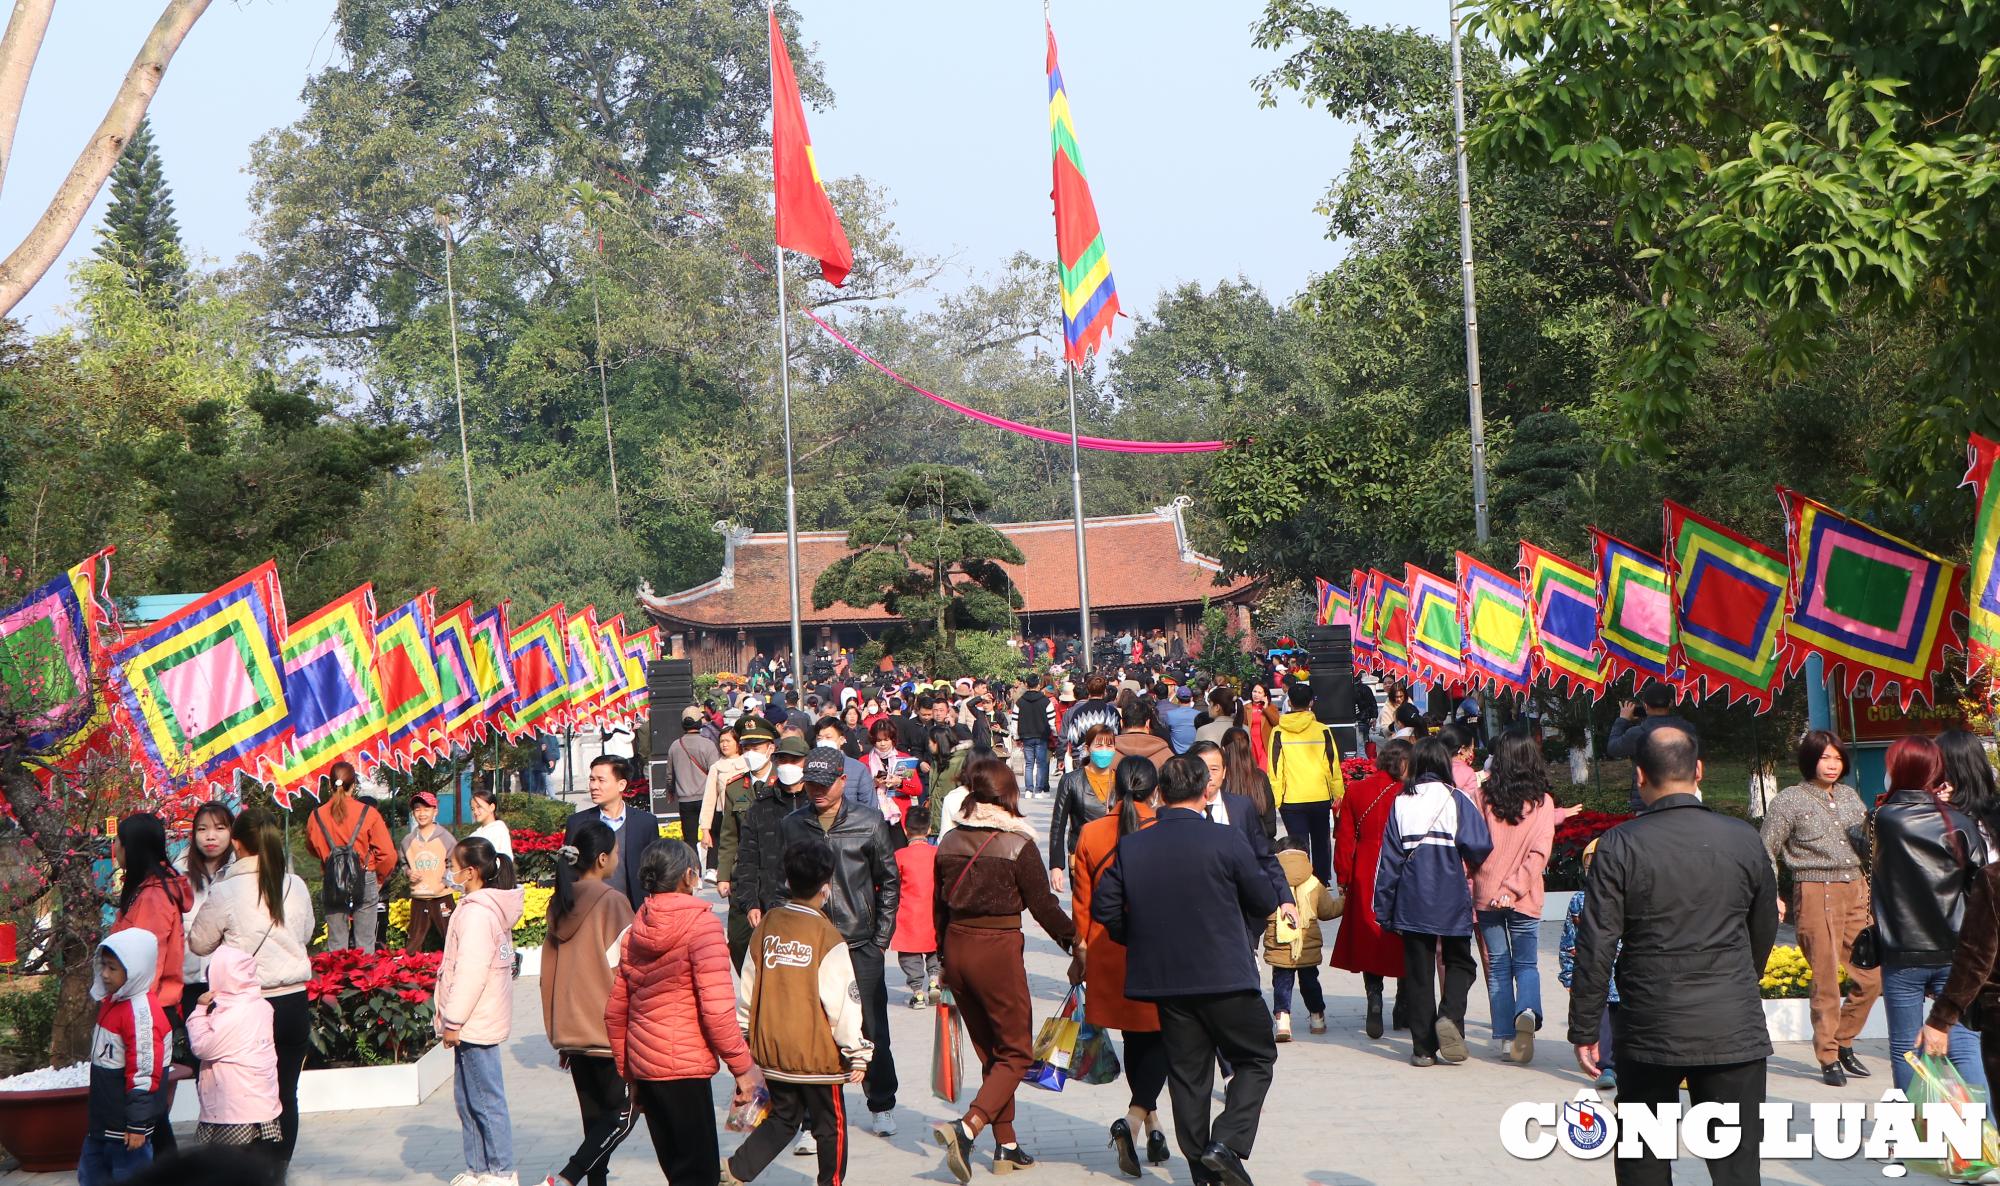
[1174, 685, 1193, 702]
[774, 734, 811, 758]
[681, 704, 705, 723]
[412, 790, 438, 808]
[1059, 682, 1076, 702]
[802, 745, 847, 785]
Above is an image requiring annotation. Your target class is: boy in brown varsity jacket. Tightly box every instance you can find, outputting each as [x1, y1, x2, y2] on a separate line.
[724, 838, 872, 1186]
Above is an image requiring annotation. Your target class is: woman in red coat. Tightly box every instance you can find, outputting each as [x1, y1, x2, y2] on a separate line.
[1330, 737, 1412, 1040]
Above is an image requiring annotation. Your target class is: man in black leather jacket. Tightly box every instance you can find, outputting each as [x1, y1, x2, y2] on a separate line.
[1569, 725, 1777, 1186]
[782, 746, 903, 1132]
[729, 735, 811, 925]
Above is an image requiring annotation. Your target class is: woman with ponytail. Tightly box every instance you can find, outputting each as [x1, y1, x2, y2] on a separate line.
[536, 822, 636, 1186]
[1067, 757, 1172, 1176]
[188, 807, 314, 1165]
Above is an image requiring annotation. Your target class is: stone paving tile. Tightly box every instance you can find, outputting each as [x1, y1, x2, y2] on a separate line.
[2, 796, 1908, 1184]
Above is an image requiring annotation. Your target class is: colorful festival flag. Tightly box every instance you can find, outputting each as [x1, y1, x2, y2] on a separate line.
[1963, 434, 2000, 679]
[375, 592, 445, 769]
[500, 604, 568, 740]
[1047, 20, 1121, 365]
[596, 614, 633, 723]
[1351, 569, 1379, 670]
[1374, 572, 1411, 676]
[431, 600, 485, 753]
[622, 624, 660, 721]
[1664, 502, 1787, 712]
[1404, 564, 1465, 684]
[768, 6, 852, 286]
[565, 606, 610, 727]
[1592, 530, 1676, 692]
[1518, 542, 1605, 698]
[466, 603, 516, 739]
[105, 561, 291, 795]
[0, 548, 119, 768]
[1455, 552, 1531, 695]
[1779, 487, 1963, 709]
[267, 585, 386, 803]
[1314, 578, 1354, 630]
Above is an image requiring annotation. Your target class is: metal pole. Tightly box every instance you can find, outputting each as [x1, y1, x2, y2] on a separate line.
[1065, 363, 1094, 671]
[775, 244, 806, 692]
[592, 281, 621, 525]
[439, 210, 476, 524]
[1448, 0, 1490, 543]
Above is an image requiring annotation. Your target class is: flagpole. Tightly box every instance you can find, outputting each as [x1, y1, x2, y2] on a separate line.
[775, 247, 806, 693]
[1448, 0, 1490, 543]
[1065, 360, 1093, 671]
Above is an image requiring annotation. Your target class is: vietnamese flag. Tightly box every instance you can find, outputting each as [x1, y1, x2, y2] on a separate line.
[768, 6, 852, 287]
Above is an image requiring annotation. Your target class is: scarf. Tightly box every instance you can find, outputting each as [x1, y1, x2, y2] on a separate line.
[1085, 764, 1114, 805]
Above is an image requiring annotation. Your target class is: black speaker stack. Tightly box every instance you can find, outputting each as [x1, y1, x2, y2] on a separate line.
[1301, 625, 1362, 758]
[647, 659, 695, 815]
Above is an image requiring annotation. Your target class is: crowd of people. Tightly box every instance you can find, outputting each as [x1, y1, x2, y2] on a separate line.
[65, 638, 2000, 1186]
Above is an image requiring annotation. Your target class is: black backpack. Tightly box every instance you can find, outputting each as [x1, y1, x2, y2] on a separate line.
[315, 802, 372, 914]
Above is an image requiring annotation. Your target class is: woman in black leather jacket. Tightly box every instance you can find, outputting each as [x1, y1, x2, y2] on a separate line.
[1871, 736, 1991, 1095]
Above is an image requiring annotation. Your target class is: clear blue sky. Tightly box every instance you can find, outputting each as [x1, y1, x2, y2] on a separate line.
[2, 1, 1445, 334]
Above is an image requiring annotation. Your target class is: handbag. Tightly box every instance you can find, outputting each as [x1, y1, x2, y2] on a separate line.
[1850, 808, 1883, 969]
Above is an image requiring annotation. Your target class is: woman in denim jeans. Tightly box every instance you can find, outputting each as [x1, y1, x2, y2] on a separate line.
[1469, 733, 1558, 1063]
[1870, 736, 1990, 1096]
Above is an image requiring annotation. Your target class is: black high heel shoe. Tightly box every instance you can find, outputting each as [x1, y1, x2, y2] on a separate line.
[1147, 1129, 1171, 1166]
[1109, 1120, 1141, 1177]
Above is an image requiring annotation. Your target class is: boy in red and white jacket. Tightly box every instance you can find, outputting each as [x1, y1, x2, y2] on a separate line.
[83, 929, 168, 1184]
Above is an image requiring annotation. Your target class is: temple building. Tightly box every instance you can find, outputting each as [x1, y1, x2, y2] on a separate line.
[636, 498, 1261, 674]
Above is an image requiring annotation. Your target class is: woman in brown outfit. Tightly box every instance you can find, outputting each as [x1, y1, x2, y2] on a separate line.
[538, 821, 637, 1186]
[1071, 756, 1169, 1177]
[931, 759, 1077, 1184]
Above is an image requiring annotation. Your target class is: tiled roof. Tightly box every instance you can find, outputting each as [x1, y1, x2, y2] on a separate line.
[637, 501, 1258, 631]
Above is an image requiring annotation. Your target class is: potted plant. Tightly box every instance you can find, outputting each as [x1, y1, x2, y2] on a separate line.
[1758, 944, 1886, 1043]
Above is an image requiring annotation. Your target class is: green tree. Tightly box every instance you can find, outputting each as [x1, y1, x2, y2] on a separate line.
[93, 117, 184, 300]
[811, 464, 1025, 675]
[1469, 0, 2000, 513]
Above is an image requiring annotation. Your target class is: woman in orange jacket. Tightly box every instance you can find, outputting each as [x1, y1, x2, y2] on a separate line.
[1069, 757, 1168, 1177]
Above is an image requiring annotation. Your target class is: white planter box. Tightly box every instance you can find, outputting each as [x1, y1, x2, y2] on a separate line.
[168, 1037, 453, 1123]
[517, 944, 542, 979]
[1763, 997, 1888, 1043]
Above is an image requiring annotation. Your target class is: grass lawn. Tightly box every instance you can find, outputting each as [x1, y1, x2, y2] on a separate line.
[1558, 755, 1764, 818]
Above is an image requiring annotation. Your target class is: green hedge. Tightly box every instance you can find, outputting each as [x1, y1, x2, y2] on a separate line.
[499, 793, 572, 835]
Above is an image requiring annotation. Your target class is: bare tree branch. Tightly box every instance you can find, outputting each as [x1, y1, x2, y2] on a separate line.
[0, 0, 54, 198]
[0, 0, 213, 316]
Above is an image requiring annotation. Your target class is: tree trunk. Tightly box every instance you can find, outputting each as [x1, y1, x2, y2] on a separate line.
[0, 0, 213, 316]
[0, 0, 55, 199]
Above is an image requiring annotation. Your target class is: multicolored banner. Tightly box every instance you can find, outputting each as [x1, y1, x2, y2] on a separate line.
[595, 613, 632, 721]
[1779, 487, 1963, 709]
[1592, 530, 1676, 692]
[500, 604, 569, 741]
[1964, 435, 2000, 679]
[1047, 18, 1121, 365]
[375, 591, 444, 770]
[1456, 551, 1531, 695]
[466, 603, 517, 740]
[0, 547, 119, 768]
[1374, 572, 1411, 677]
[104, 562, 291, 796]
[1519, 542, 1605, 697]
[268, 584, 385, 803]
[1665, 502, 1787, 712]
[431, 600, 485, 754]
[1314, 578, 1354, 629]
[1404, 564, 1464, 684]
[1352, 569, 1380, 670]
[564, 605, 610, 728]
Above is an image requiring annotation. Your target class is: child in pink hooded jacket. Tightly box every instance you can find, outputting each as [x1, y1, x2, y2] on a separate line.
[183, 945, 281, 1154]
[435, 837, 526, 1186]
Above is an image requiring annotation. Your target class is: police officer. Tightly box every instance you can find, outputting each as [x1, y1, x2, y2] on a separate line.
[714, 715, 779, 969]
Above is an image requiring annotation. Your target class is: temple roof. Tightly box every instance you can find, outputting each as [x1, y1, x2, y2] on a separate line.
[637, 500, 1259, 632]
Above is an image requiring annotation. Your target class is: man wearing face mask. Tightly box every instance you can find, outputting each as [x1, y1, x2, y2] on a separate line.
[715, 717, 780, 967]
[731, 735, 814, 929]
[781, 746, 903, 1137]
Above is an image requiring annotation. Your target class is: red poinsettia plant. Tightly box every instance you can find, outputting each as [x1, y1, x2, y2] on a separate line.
[1341, 757, 1378, 782]
[305, 949, 443, 1068]
[512, 827, 563, 883]
[1548, 810, 1634, 889]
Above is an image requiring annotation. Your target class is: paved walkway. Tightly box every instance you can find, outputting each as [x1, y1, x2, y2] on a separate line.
[5, 796, 1904, 1184]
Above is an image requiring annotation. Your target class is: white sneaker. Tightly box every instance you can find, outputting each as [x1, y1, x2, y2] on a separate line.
[449, 1173, 485, 1186]
[871, 1110, 898, 1137]
[1274, 1013, 1292, 1043]
[794, 1131, 818, 1156]
[481, 1176, 518, 1186]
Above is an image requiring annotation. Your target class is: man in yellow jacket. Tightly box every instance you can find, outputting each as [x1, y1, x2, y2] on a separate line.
[1267, 680, 1345, 883]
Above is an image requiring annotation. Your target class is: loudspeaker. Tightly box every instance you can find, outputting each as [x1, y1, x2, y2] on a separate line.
[647, 658, 695, 753]
[1302, 625, 1355, 729]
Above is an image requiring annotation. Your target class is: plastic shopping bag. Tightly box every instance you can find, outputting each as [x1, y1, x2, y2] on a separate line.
[1026, 986, 1088, 1092]
[1903, 1052, 2000, 1181]
[932, 988, 965, 1103]
[726, 1085, 770, 1133]
[1068, 1018, 1122, 1086]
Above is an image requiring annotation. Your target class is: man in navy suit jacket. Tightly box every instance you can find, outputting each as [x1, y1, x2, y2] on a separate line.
[1093, 755, 1280, 1186]
[562, 753, 661, 911]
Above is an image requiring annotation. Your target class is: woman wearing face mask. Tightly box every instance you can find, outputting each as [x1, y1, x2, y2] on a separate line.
[698, 730, 747, 881]
[1047, 725, 1119, 895]
[866, 719, 923, 825]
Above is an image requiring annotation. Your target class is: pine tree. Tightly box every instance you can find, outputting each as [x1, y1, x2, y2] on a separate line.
[95, 118, 186, 300]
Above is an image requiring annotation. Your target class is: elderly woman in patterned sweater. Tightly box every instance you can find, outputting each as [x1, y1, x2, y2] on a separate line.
[1759, 729, 1878, 1085]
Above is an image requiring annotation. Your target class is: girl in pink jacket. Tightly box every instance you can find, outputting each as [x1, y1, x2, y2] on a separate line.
[436, 837, 526, 1186]
[184, 945, 281, 1154]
